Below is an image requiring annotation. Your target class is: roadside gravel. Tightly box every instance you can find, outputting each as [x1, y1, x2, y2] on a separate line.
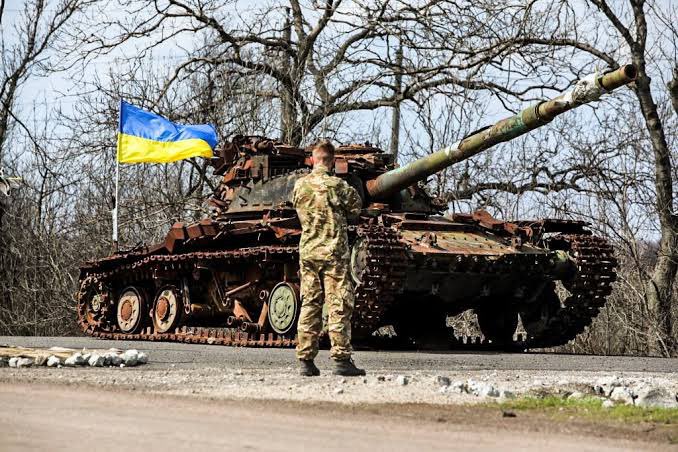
[2, 365, 676, 407]
[1, 337, 676, 407]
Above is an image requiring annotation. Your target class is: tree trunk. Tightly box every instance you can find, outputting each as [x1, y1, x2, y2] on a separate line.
[279, 7, 297, 145]
[390, 43, 403, 160]
[634, 60, 677, 356]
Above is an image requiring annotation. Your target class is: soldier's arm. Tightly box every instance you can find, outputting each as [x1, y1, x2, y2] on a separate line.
[341, 182, 362, 218]
[292, 180, 301, 209]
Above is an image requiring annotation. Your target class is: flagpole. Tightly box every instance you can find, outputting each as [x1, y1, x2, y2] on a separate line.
[112, 158, 120, 252]
[114, 99, 122, 253]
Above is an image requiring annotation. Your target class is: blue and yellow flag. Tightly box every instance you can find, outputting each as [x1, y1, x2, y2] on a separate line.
[117, 100, 218, 164]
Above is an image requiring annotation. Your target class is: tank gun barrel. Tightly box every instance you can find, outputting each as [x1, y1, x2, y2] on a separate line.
[366, 64, 637, 200]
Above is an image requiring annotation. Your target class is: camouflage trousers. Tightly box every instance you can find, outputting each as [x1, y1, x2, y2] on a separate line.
[296, 257, 354, 361]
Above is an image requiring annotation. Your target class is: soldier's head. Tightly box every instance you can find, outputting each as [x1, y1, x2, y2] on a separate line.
[311, 140, 335, 170]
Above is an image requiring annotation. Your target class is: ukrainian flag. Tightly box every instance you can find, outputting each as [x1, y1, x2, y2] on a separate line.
[117, 100, 218, 164]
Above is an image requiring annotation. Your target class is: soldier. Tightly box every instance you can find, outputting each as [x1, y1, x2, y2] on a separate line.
[293, 140, 366, 377]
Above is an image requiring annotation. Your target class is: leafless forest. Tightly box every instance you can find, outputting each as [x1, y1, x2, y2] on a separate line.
[0, 0, 676, 356]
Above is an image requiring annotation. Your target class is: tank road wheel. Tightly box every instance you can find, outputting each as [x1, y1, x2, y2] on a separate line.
[350, 237, 368, 285]
[267, 282, 300, 335]
[475, 306, 519, 348]
[116, 286, 147, 333]
[152, 286, 183, 334]
[77, 276, 115, 333]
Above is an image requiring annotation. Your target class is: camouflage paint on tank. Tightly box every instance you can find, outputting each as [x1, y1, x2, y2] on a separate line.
[367, 65, 637, 199]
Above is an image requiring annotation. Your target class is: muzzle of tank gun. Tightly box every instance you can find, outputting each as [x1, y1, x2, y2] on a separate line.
[366, 64, 637, 201]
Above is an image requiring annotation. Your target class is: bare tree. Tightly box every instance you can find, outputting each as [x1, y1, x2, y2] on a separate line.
[407, 0, 677, 354]
[71, 0, 560, 146]
[0, 0, 93, 335]
[0, 0, 93, 160]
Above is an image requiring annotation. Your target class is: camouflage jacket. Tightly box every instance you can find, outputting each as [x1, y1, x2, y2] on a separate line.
[293, 165, 362, 261]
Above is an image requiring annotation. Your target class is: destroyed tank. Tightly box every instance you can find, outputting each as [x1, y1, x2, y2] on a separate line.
[77, 65, 637, 349]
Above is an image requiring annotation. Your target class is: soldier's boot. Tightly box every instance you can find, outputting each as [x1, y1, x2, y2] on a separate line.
[332, 358, 366, 377]
[299, 359, 320, 377]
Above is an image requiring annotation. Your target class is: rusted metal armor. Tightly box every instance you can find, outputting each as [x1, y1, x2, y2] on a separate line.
[76, 65, 636, 350]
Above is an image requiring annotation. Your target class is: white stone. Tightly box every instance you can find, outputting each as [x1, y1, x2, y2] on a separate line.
[568, 391, 587, 400]
[137, 352, 148, 364]
[469, 380, 499, 398]
[609, 386, 635, 405]
[121, 350, 139, 366]
[499, 389, 515, 399]
[104, 353, 122, 366]
[33, 355, 48, 366]
[635, 387, 678, 408]
[64, 353, 85, 367]
[8, 357, 18, 367]
[88, 354, 105, 367]
[602, 400, 615, 409]
[434, 376, 451, 387]
[82, 353, 91, 363]
[16, 357, 33, 368]
[479, 385, 500, 398]
[449, 381, 467, 394]
[594, 376, 621, 396]
[333, 387, 344, 395]
[396, 375, 409, 386]
[46, 356, 61, 367]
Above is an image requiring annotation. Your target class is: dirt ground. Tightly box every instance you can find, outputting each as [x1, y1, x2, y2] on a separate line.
[0, 382, 674, 452]
[1, 338, 677, 451]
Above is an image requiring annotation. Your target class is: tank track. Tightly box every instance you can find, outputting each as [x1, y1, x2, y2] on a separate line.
[522, 233, 617, 348]
[76, 226, 408, 348]
[77, 247, 299, 347]
[76, 232, 614, 351]
[351, 224, 408, 337]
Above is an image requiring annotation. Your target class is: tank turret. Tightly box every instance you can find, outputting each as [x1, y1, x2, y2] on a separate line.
[366, 65, 638, 200]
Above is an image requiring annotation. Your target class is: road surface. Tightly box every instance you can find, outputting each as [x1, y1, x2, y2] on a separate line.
[2, 336, 676, 373]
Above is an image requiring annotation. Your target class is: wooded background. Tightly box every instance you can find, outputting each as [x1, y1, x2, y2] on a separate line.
[1, 0, 676, 356]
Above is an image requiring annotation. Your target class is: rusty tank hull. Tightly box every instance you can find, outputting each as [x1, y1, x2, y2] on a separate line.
[76, 66, 633, 349]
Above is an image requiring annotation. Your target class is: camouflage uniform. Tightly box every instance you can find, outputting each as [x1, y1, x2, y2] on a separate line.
[293, 165, 362, 360]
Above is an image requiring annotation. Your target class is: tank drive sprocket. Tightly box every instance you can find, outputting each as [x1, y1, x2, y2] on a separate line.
[520, 233, 617, 348]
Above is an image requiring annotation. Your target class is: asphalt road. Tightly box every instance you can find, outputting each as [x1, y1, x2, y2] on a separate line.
[2, 336, 676, 373]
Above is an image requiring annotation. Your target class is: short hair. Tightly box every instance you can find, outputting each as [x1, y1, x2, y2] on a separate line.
[312, 140, 335, 167]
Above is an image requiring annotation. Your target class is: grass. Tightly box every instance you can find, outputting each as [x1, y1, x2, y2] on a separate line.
[493, 396, 678, 424]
